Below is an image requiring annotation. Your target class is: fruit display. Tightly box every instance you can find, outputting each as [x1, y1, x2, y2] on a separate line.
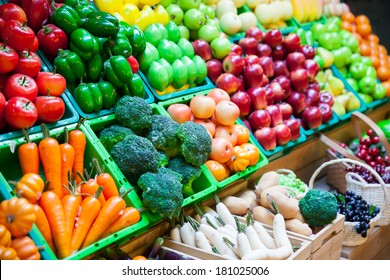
[322, 0, 350, 18]
[290, 0, 323, 25]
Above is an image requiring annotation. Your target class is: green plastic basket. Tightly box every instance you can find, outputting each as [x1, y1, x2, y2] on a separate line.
[0, 63, 79, 142]
[83, 104, 218, 222]
[158, 90, 269, 189]
[0, 123, 149, 260]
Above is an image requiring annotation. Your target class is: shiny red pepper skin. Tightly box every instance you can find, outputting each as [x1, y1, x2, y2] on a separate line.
[37, 24, 68, 62]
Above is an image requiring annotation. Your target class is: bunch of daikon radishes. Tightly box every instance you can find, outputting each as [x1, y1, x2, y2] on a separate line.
[168, 194, 294, 260]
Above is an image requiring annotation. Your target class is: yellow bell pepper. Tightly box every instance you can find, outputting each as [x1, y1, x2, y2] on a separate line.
[154, 4, 169, 26]
[123, 0, 139, 6]
[121, 4, 140, 26]
[138, 0, 161, 8]
[135, 5, 157, 31]
[94, 0, 123, 14]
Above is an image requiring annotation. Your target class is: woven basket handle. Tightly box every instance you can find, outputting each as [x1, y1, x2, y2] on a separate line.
[351, 111, 390, 159]
[319, 133, 361, 161]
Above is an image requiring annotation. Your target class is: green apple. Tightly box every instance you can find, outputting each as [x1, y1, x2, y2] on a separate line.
[148, 61, 169, 92]
[192, 55, 208, 84]
[210, 37, 232, 60]
[206, 18, 221, 32]
[165, 21, 181, 43]
[311, 23, 326, 40]
[171, 43, 183, 60]
[181, 56, 197, 84]
[358, 77, 377, 94]
[198, 24, 219, 43]
[138, 42, 160, 72]
[349, 62, 368, 80]
[184, 8, 206, 31]
[178, 0, 201, 11]
[157, 39, 176, 64]
[178, 25, 190, 40]
[361, 56, 373, 67]
[318, 32, 342, 50]
[325, 16, 342, 31]
[341, 33, 359, 53]
[157, 58, 173, 84]
[346, 77, 359, 92]
[156, 23, 168, 40]
[219, 12, 241, 36]
[177, 38, 195, 58]
[144, 24, 164, 47]
[171, 59, 188, 89]
[199, 3, 215, 19]
[373, 83, 387, 100]
[166, 4, 184, 26]
[332, 46, 352, 68]
[350, 53, 362, 64]
[359, 93, 373, 104]
[366, 66, 377, 79]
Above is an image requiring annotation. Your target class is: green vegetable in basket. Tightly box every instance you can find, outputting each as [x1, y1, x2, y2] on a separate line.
[278, 172, 307, 195]
[299, 189, 338, 227]
[377, 120, 390, 140]
[98, 124, 134, 153]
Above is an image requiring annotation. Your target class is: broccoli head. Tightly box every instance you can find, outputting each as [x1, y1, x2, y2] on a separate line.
[157, 150, 169, 167]
[98, 124, 134, 153]
[145, 114, 181, 157]
[115, 96, 152, 135]
[167, 156, 201, 197]
[110, 135, 160, 184]
[137, 167, 184, 219]
[176, 121, 211, 167]
[299, 189, 338, 227]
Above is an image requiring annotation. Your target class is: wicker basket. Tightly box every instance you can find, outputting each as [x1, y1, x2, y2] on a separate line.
[320, 111, 390, 194]
[309, 158, 388, 247]
[276, 168, 309, 200]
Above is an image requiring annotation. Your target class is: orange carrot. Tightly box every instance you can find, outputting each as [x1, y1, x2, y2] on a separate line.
[81, 194, 127, 249]
[60, 127, 75, 196]
[92, 158, 119, 200]
[39, 191, 70, 259]
[18, 129, 40, 175]
[69, 118, 86, 184]
[80, 179, 106, 206]
[38, 124, 63, 198]
[69, 187, 103, 255]
[100, 207, 141, 239]
[33, 204, 57, 255]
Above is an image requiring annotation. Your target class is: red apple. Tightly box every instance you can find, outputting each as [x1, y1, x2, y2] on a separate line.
[273, 60, 289, 77]
[230, 90, 251, 116]
[276, 102, 293, 120]
[273, 75, 292, 99]
[207, 88, 230, 104]
[303, 88, 320, 106]
[244, 55, 261, 66]
[264, 29, 283, 48]
[216, 73, 239, 94]
[243, 119, 252, 132]
[268, 81, 285, 103]
[260, 74, 269, 87]
[247, 86, 267, 110]
[290, 69, 309, 92]
[273, 123, 292, 146]
[283, 33, 301, 53]
[254, 127, 277, 150]
[266, 104, 283, 127]
[206, 59, 223, 84]
[308, 80, 321, 93]
[242, 63, 264, 88]
[286, 52, 306, 71]
[236, 76, 245, 92]
[245, 26, 264, 42]
[264, 85, 275, 105]
[238, 37, 258, 55]
[259, 56, 274, 78]
[284, 118, 301, 140]
[319, 91, 334, 106]
[286, 91, 307, 115]
[301, 106, 322, 129]
[222, 54, 245, 76]
[248, 109, 271, 130]
[231, 43, 243, 56]
[304, 59, 320, 82]
[298, 45, 316, 59]
[318, 103, 333, 123]
[272, 44, 286, 61]
[256, 43, 272, 57]
[192, 39, 212, 61]
[167, 103, 193, 124]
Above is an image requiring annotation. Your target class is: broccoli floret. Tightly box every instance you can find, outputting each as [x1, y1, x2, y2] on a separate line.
[110, 135, 160, 184]
[176, 121, 211, 167]
[137, 167, 184, 219]
[157, 150, 169, 167]
[115, 96, 152, 135]
[145, 114, 181, 157]
[167, 156, 201, 197]
[98, 124, 134, 153]
[299, 189, 338, 227]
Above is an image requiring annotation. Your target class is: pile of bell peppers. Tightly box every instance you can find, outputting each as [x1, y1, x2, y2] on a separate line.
[45, 0, 147, 114]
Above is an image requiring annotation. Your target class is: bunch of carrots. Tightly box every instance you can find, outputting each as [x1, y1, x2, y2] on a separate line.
[15, 121, 141, 259]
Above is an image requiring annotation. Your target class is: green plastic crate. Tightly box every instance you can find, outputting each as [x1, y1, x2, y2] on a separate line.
[0, 123, 149, 260]
[158, 90, 269, 189]
[83, 104, 218, 222]
[0, 63, 79, 142]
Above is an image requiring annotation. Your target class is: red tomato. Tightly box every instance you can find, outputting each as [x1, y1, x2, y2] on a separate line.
[31, 36, 39, 53]
[0, 92, 6, 130]
[4, 96, 38, 129]
[35, 71, 66, 96]
[0, 43, 19, 74]
[126, 55, 139, 73]
[13, 51, 42, 78]
[0, 18, 5, 38]
[0, 3, 27, 23]
[37, 24, 68, 62]
[2, 19, 35, 52]
[4, 74, 38, 102]
[34, 96, 65, 123]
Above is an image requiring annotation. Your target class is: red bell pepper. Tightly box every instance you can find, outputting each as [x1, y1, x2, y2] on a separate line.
[2, 20, 35, 52]
[20, 0, 51, 33]
[37, 24, 68, 62]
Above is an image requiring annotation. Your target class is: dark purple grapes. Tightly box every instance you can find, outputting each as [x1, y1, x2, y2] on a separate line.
[346, 164, 389, 184]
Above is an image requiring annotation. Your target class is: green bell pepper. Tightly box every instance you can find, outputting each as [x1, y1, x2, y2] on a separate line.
[74, 3, 95, 18]
[118, 21, 134, 42]
[63, 0, 89, 7]
[103, 55, 132, 87]
[69, 28, 99, 61]
[73, 83, 103, 113]
[97, 81, 120, 109]
[50, 4, 82, 36]
[118, 74, 145, 99]
[81, 11, 119, 38]
[86, 54, 103, 82]
[54, 49, 85, 83]
[130, 25, 146, 58]
[103, 35, 132, 58]
[103, 60, 123, 88]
